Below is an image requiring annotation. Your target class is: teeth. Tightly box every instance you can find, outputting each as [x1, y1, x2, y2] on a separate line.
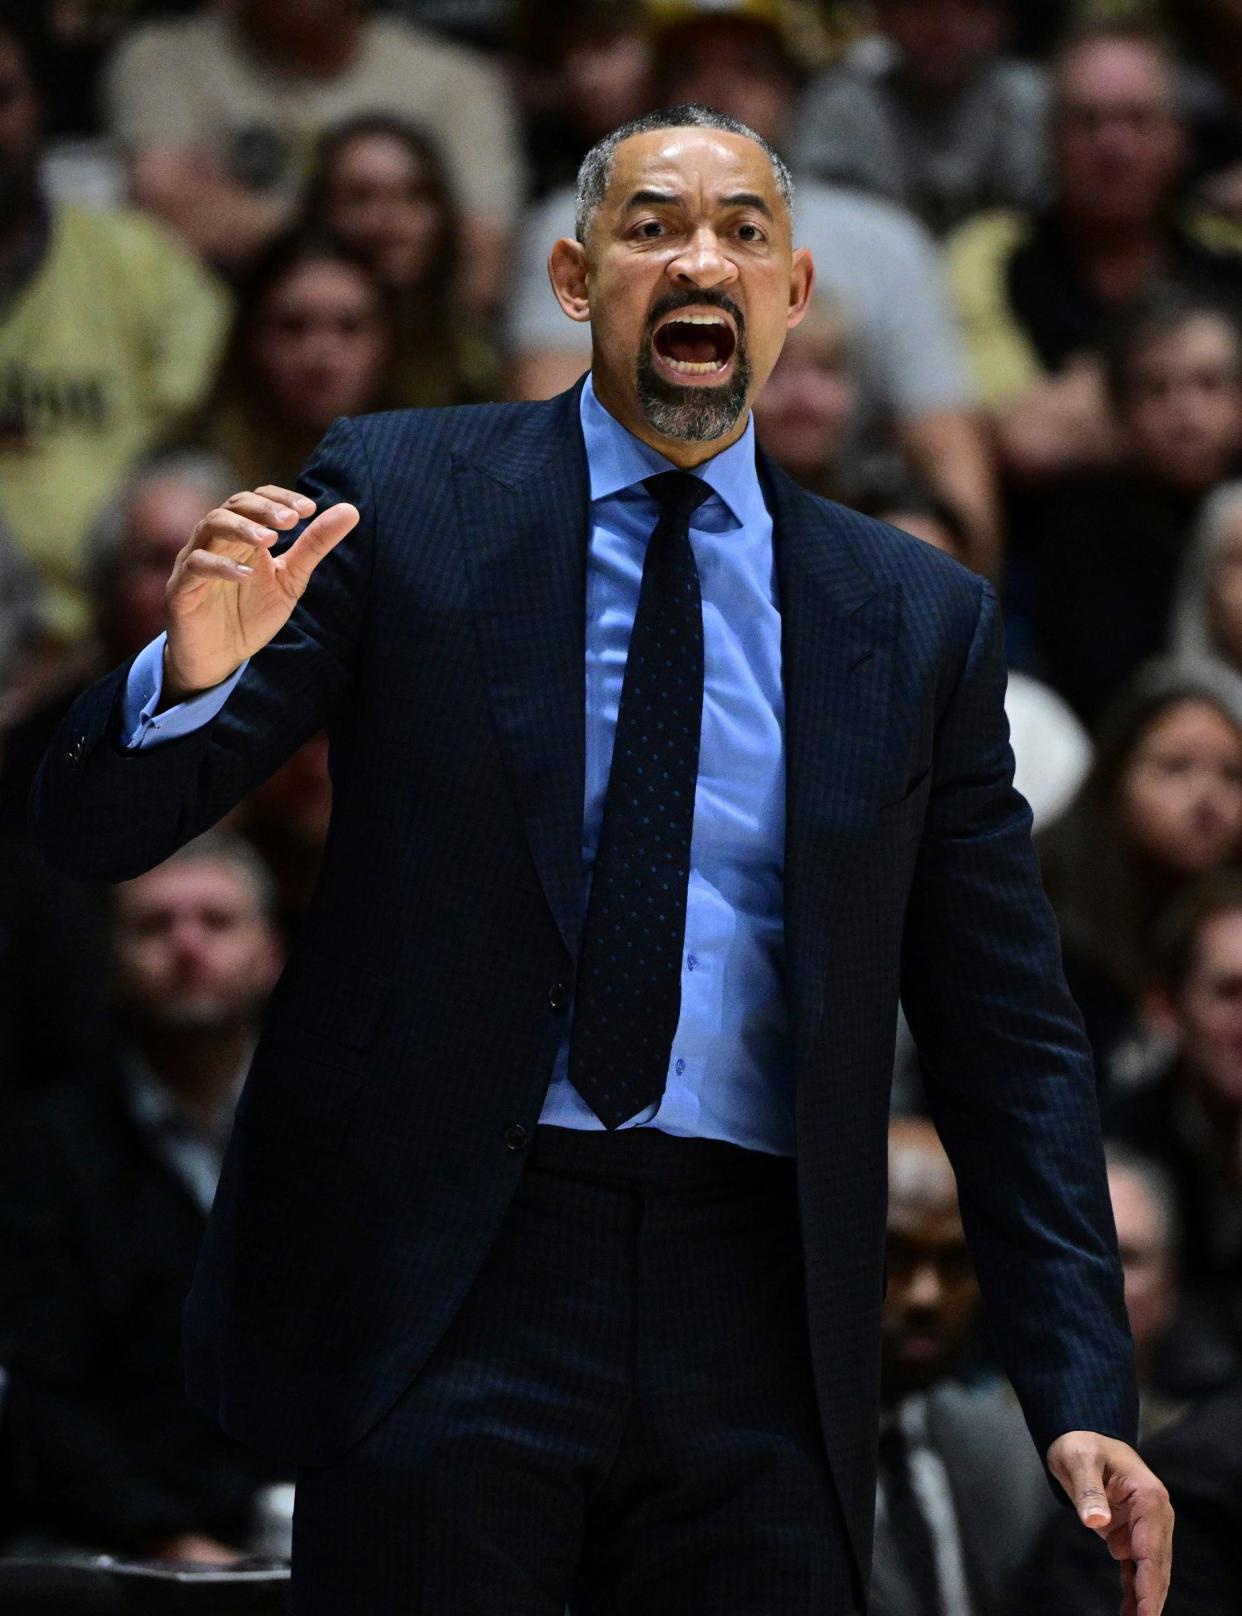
[675, 314, 727, 326]
[663, 357, 728, 373]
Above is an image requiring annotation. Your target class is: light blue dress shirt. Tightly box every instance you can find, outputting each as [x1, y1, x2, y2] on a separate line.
[121, 376, 794, 1156]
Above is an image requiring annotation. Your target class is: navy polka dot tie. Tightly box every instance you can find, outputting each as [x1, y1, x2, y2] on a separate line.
[568, 470, 712, 1129]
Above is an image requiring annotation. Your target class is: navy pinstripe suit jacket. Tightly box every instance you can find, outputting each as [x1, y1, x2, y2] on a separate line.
[31, 382, 1137, 1598]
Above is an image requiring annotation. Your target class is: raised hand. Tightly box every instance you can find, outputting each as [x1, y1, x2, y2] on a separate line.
[1047, 1430, 1174, 1616]
[161, 484, 360, 705]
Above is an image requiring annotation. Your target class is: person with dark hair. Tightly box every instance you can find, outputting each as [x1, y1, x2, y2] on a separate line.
[32, 104, 1169, 1614]
[191, 229, 394, 495]
[102, 0, 521, 307]
[301, 116, 497, 409]
[790, 0, 1049, 238]
[1014, 285, 1242, 724]
[0, 18, 228, 647]
[947, 21, 1242, 485]
[1037, 660, 1242, 1068]
[1098, 870, 1242, 1399]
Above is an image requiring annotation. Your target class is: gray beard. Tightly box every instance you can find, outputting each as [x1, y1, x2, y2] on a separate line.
[636, 344, 752, 442]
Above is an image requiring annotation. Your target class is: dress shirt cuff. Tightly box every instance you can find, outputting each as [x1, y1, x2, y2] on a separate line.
[120, 632, 247, 749]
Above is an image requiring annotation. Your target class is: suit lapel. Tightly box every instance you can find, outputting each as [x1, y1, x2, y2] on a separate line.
[763, 456, 904, 1052]
[454, 386, 589, 961]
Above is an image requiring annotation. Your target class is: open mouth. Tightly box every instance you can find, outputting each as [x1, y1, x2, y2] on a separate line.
[652, 311, 737, 376]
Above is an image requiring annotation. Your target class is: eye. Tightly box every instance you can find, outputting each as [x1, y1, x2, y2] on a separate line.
[636, 219, 665, 238]
[737, 222, 764, 242]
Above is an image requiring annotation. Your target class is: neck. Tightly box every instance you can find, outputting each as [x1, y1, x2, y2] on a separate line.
[590, 369, 750, 468]
[1061, 207, 1166, 299]
[134, 1025, 249, 1131]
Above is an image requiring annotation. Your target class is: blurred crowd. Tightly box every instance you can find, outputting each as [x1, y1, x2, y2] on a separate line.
[1, 0, 1242, 1610]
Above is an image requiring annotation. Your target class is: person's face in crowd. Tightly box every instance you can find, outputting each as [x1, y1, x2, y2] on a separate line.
[97, 478, 216, 657]
[882, 1123, 980, 1400]
[250, 257, 388, 438]
[872, 0, 1010, 96]
[658, 21, 798, 147]
[1172, 906, 1242, 1109]
[1108, 1164, 1178, 1364]
[752, 303, 855, 480]
[0, 32, 41, 227]
[561, 23, 653, 142]
[1120, 315, 1242, 492]
[1053, 38, 1185, 228]
[1118, 698, 1242, 874]
[1206, 505, 1242, 669]
[113, 857, 282, 1036]
[239, 0, 355, 44]
[550, 126, 813, 463]
[321, 133, 446, 292]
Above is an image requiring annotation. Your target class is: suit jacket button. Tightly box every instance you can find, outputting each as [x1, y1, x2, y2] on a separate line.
[547, 982, 567, 1011]
[66, 738, 84, 764]
[504, 1123, 529, 1152]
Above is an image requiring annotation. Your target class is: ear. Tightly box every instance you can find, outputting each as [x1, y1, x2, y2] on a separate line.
[785, 246, 815, 333]
[548, 237, 592, 325]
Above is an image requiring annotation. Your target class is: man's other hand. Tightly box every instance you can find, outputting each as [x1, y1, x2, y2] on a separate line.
[1047, 1430, 1173, 1615]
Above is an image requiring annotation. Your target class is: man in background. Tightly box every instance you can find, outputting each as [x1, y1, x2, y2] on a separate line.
[0, 835, 286, 1561]
[871, 1118, 1052, 1616]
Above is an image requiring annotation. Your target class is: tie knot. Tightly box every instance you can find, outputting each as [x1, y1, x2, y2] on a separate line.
[643, 471, 712, 519]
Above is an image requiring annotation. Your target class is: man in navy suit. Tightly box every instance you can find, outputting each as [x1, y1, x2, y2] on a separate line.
[32, 107, 1172, 1614]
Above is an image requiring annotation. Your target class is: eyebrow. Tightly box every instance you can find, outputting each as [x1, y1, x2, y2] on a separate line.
[622, 188, 775, 220]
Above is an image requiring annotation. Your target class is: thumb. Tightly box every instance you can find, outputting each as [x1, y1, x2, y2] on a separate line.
[282, 501, 360, 585]
[1060, 1449, 1112, 1530]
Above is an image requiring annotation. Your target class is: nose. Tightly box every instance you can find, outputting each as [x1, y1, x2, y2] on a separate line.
[905, 1261, 944, 1312]
[667, 224, 737, 290]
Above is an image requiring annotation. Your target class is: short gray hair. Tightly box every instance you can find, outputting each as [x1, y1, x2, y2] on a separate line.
[574, 103, 794, 245]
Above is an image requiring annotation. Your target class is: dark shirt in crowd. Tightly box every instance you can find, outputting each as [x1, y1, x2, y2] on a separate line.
[0, 1056, 282, 1552]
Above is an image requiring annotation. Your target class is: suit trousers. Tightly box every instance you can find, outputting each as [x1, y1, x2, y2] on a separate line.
[289, 1123, 857, 1615]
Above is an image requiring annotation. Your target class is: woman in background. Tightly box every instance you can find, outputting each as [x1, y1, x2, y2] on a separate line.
[1038, 660, 1242, 1073]
[194, 228, 394, 494]
[303, 115, 498, 409]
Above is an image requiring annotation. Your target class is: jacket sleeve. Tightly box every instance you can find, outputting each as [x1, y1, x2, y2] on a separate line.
[900, 577, 1138, 1464]
[29, 416, 375, 882]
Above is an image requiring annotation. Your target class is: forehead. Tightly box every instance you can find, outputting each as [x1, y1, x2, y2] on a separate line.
[1057, 40, 1173, 106]
[118, 859, 258, 916]
[606, 126, 782, 210]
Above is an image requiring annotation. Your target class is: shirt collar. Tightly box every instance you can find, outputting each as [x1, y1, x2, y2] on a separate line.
[579, 371, 766, 531]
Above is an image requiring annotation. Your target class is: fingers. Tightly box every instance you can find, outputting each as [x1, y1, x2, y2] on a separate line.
[223, 487, 316, 530]
[183, 548, 256, 583]
[1061, 1448, 1112, 1529]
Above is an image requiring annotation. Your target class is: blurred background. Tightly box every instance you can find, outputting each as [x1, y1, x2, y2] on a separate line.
[0, 2, 1240, 1611]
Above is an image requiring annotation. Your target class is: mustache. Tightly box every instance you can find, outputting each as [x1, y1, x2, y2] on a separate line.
[643, 288, 746, 342]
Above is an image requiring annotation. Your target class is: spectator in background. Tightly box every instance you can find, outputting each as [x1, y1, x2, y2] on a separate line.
[512, 0, 654, 199]
[0, 834, 286, 1562]
[193, 230, 393, 496]
[790, 0, 1049, 238]
[0, 452, 235, 829]
[1038, 661, 1242, 1070]
[1174, 0, 1242, 221]
[870, 1118, 1051, 1616]
[1017, 1377, 1242, 1616]
[1104, 873, 1242, 1396]
[1016, 287, 1242, 726]
[302, 116, 498, 408]
[752, 293, 858, 501]
[506, 0, 1000, 571]
[1105, 1146, 1188, 1437]
[103, 0, 521, 309]
[0, 19, 228, 647]
[947, 21, 1242, 485]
